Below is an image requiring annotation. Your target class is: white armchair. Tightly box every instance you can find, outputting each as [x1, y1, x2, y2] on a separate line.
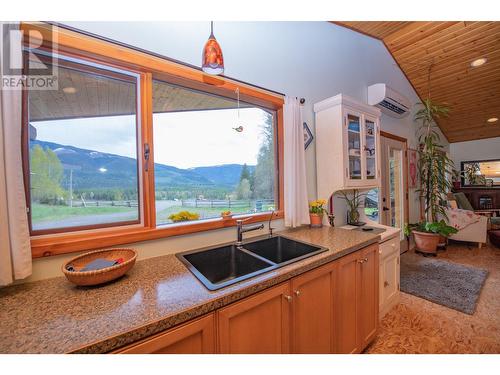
[448, 215, 488, 248]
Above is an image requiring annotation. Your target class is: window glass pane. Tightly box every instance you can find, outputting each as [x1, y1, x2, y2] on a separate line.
[27, 53, 140, 232]
[364, 188, 379, 222]
[152, 80, 276, 225]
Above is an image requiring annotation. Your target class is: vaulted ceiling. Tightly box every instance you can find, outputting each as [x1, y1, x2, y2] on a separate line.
[334, 21, 500, 143]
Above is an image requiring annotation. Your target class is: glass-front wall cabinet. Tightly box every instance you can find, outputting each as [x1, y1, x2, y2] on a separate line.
[347, 113, 362, 180]
[345, 111, 379, 185]
[364, 118, 377, 180]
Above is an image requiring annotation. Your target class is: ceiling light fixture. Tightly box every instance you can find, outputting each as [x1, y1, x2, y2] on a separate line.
[62, 87, 77, 94]
[487, 117, 498, 123]
[471, 58, 487, 67]
[202, 21, 224, 75]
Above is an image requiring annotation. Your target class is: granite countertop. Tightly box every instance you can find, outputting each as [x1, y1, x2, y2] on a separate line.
[0, 226, 379, 354]
[340, 223, 401, 242]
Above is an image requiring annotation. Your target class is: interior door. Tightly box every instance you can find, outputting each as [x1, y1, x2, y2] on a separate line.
[380, 134, 408, 253]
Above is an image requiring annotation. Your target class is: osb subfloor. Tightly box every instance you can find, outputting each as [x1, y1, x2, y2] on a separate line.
[366, 242, 500, 354]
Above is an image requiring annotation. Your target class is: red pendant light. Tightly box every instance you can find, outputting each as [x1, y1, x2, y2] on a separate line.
[202, 21, 224, 75]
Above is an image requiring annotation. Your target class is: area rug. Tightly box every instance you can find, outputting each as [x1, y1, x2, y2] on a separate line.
[400, 252, 488, 315]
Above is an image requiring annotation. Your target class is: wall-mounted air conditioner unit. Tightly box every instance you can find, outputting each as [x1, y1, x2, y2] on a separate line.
[368, 83, 411, 119]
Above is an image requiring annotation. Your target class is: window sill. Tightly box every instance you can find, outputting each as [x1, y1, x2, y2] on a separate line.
[30, 211, 284, 258]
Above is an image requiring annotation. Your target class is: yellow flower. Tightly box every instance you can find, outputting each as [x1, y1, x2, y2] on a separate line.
[168, 211, 200, 222]
[309, 199, 327, 214]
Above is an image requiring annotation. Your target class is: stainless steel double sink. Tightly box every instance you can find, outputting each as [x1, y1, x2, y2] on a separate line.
[176, 235, 327, 290]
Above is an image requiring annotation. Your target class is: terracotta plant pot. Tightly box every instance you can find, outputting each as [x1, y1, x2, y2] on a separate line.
[309, 213, 323, 228]
[437, 235, 447, 249]
[413, 231, 440, 255]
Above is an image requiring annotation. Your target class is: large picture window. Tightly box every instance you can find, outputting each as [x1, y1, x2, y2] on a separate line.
[152, 80, 277, 225]
[21, 22, 284, 258]
[25, 53, 141, 233]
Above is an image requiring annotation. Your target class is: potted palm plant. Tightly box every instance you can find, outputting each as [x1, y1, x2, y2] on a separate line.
[410, 98, 457, 254]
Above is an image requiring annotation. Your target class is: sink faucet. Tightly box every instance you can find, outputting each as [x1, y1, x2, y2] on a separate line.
[236, 218, 264, 246]
[268, 210, 276, 237]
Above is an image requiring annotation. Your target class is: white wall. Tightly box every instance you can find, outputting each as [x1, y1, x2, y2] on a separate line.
[450, 137, 500, 167]
[24, 21, 449, 282]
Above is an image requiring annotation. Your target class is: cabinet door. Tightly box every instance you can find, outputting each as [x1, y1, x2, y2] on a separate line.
[217, 283, 291, 354]
[115, 314, 215, 354]
[359, 244, 379, 349]
[345, 111, 363, 184]
[336, 250, 361, 354]
[381, 251, 399, 311]
[291, 262, 335, 353]
[363, 116, 379, 183]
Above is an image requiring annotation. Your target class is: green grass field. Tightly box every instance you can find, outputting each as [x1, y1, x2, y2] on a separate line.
[31, 202, 275, 226]
[31, 204, 135, 223]
[364, 207, 379, 217]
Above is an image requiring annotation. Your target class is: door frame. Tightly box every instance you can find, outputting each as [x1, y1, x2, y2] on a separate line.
[380, 131, 409, 252]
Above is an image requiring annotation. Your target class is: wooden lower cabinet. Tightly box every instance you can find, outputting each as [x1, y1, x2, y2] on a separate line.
[113, 243, 379, 354]
[115, 314, 215, 353]
[359, 244, 379, 349]
[336, 243, 379, 353]
[217, 283, 291, 353]
[291, 262, 336, 353]
[379, 237, 400, 318]
[336, 250, 361, 353]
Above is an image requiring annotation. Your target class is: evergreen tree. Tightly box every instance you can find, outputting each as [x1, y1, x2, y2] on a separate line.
[253, 113, 275, 200]
[239, 163, 251, 182]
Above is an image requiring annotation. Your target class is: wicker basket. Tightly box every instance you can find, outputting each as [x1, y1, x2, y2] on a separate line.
[62, 248, 137, 286]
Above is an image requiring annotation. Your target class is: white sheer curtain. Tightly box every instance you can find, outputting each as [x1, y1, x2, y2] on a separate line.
[283, 96, 310, 227]
[0, 22, 32, 286]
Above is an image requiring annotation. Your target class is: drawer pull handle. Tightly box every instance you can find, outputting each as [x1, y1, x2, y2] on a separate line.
[294, 290, 300, 296]
[284, 295, 292, 302]
[384, 281, 389, 287]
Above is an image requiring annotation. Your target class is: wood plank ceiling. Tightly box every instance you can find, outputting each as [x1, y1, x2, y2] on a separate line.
[335, 21, 500, 143]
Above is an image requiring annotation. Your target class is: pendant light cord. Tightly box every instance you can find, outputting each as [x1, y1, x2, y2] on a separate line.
[236, 87, 240, 121]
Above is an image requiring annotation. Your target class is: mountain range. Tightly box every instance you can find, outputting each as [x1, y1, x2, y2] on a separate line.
[30, 140, 254, 190]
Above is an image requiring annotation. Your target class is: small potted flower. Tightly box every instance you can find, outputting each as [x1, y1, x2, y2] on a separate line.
[221, 210, 233, 219]
[309, 199, 327, 228]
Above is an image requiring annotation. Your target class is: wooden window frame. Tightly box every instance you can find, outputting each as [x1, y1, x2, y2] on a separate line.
[21, 22, 285, 259]
[23, 50, 144, 236]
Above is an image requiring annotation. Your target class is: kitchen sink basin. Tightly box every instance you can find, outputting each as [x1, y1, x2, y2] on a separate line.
[177, 235, 328, 291]
[177, 244, 275, 290]
[242, 236, 326, 265]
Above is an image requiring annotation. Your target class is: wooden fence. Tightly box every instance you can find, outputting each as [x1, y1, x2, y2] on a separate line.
[68, 200, 138, 208]
[181, 198, 274, 211]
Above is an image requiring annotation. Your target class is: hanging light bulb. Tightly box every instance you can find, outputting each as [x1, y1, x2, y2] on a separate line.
[202, 21, 224, 75]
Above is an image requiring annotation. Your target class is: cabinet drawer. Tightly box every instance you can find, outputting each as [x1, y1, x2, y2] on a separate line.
[379, 236, 399, 259]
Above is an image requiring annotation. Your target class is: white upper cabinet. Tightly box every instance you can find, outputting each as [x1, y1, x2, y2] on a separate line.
[314, 94, 381, 200]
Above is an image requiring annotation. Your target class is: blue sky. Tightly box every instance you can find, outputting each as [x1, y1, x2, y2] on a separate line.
[32, 107, 269, 169]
